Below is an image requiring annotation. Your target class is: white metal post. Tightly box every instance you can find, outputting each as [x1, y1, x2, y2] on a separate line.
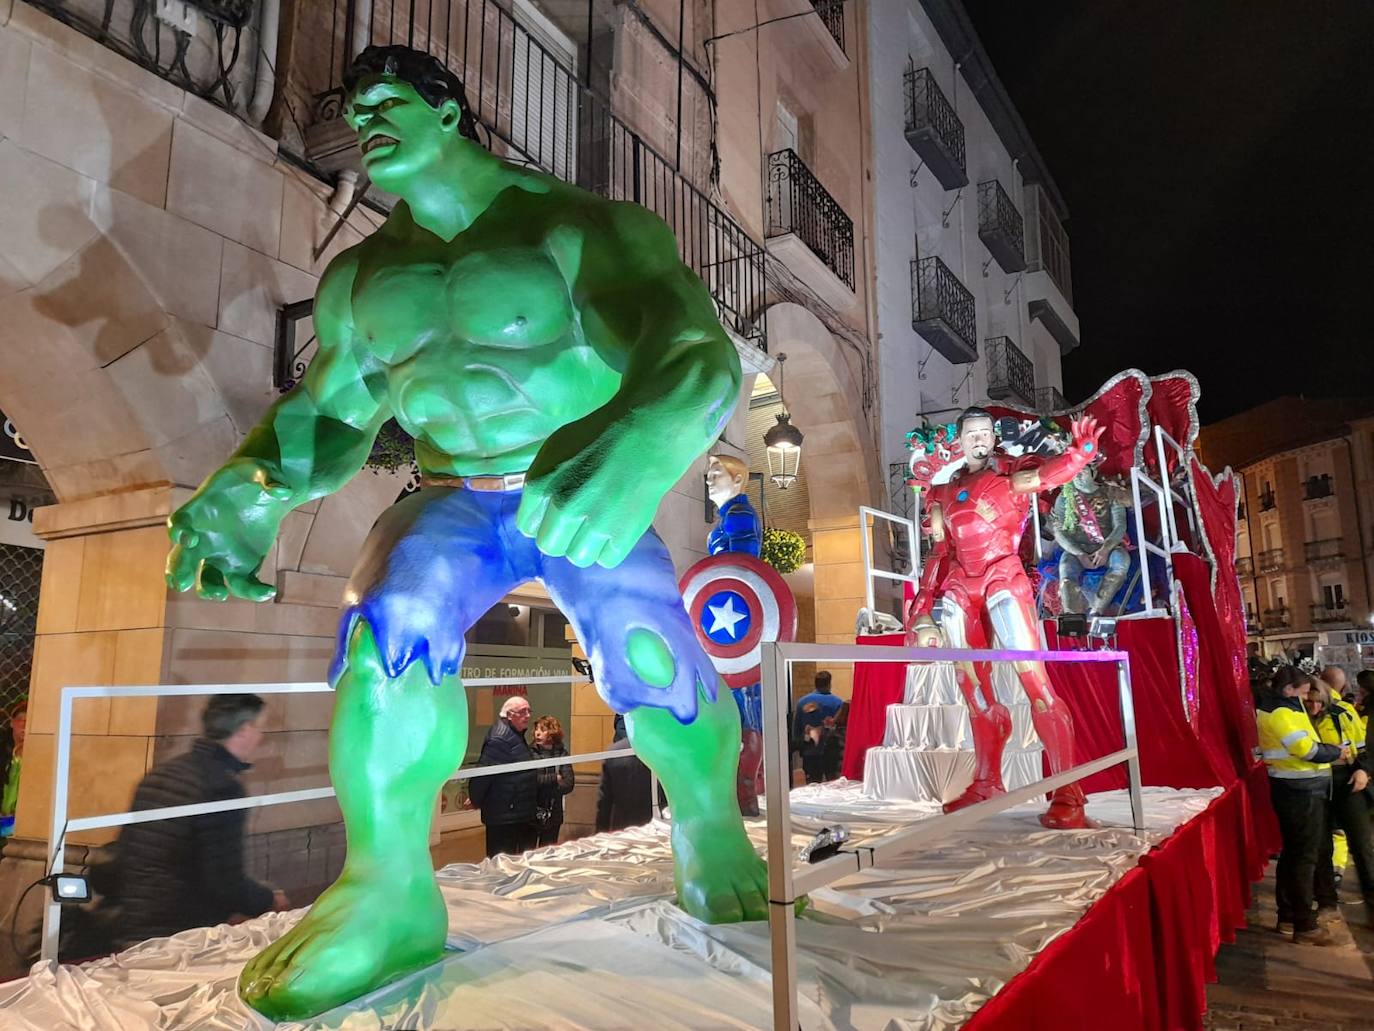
[39, 689, 73, 963]
[1117, 656, 1146, 835]
[760, 643, 798, 1031]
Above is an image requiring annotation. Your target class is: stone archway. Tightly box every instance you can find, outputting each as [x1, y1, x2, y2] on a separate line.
[760, 302, 877, 698]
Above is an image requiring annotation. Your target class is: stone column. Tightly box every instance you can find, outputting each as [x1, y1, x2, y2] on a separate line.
[808, 514, 871, 701]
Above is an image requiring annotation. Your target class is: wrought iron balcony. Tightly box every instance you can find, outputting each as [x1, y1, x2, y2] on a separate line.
[977, 180, 1026, 273]
[1257, 548, 1284, 573]
[1261, 606, 1290, 630]
[911, 257, 977, 364]
[1235, 555, 1254, 578]
[1022, 185, 1077, 353]
[810, 0, 845, 53]
[986, 337, 1035, 407]
[1036, 386, 1068, 414]
[28, 0, 256, 114]
[296, 0, 767, 353]
[766, 149, 855, 292]
[1259, 490, 1277, 512]
[1311, 603, 1351, 626]
[1304, 538, 1345, 564]
[1303, 474, 1334, 501]
[904, 66, 967, 190]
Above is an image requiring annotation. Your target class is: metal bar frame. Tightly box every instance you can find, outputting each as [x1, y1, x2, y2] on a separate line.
[760, 639, 1143, 1031]
[1153, 425, 1198, 544]
[41, 673, 627, 963]
[858, 505, 918, 616]
[1130, 463, 1176, 618]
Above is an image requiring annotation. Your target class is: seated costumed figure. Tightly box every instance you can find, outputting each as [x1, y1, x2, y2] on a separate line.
[164, 45, 764, 1020]
[904, 407, 1104, 828]
[1049, 462, 1130, 615]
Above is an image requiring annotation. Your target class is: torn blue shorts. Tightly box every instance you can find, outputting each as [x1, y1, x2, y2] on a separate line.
[330, 486, 720, 723]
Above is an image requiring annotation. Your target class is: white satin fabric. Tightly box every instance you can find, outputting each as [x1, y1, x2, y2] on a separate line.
[0, 785, 1216, 1030]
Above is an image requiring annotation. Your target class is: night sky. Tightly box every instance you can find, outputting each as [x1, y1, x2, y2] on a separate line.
[961, 1, 1374, 423]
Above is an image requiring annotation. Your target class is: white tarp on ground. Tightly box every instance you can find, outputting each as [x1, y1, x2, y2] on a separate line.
[0, 784, 1218, 1030]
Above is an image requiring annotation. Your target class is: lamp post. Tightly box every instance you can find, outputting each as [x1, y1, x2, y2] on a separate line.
[764, 353, 804, 489]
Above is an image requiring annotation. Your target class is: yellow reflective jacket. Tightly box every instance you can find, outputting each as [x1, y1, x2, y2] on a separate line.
[1311, 698, 1368, 761]
[1256, 698, 1341, 783]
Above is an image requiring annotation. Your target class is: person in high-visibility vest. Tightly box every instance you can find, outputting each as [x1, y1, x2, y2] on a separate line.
[1256, 665, 1352, 945]
[1305, 676, 1374, 923]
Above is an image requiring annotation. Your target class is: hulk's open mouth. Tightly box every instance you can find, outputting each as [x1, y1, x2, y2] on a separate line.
[362, 134, 398, 154]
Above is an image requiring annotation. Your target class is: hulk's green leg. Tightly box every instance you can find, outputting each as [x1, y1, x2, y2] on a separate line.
[239, 620, 464, 1021]
[627, 685, 771, 922]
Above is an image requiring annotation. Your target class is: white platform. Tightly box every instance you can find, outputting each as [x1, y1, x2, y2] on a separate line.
[0, 785, 1216, 1030]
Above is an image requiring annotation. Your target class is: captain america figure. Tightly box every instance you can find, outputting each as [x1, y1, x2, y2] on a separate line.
[705, 454, 766, 814]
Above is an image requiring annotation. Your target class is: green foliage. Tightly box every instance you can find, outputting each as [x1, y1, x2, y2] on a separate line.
[367, 420, 416, 473]
[760, 527, 806, 574]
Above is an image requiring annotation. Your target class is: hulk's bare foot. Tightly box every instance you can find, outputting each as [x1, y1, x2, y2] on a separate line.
[671, 815, 770, 922]
[239, 867, 447, 1021]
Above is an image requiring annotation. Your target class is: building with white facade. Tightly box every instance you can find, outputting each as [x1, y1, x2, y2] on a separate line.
[866, 0, 1079, 518]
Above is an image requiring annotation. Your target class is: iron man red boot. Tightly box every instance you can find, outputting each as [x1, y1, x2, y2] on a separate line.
[1041, 782, 1095, 829]
[1023, 693, 1096, 829]
[944, 703, 1012, 813]
[737, 729, 763, 816]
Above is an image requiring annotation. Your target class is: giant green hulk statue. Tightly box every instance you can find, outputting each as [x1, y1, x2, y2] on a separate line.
[165, 46, 764, 1020]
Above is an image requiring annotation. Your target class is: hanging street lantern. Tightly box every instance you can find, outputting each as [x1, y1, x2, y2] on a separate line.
[763, 353, 804, 489]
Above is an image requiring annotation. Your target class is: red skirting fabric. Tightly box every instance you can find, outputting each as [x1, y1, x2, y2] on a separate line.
[841, 633, 906, 781]
[964, 772, 1272, 1031]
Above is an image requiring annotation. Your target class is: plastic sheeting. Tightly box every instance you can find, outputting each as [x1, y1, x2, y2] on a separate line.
[0, 785, 1218, 1030]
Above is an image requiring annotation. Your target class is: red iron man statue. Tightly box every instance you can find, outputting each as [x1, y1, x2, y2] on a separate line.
[905, 407, 1105, 829]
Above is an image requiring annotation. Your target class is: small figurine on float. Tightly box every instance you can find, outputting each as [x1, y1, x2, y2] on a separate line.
[904, 407, 1105, 829]
[1048, 461, 1130, 615]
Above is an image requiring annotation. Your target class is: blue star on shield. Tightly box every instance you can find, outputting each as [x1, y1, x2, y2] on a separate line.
[701, 589, 752, 644]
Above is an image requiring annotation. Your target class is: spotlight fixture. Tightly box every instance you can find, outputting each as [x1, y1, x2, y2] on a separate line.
[42, 872, 91, 904]
[1056, 613, 1089, 638]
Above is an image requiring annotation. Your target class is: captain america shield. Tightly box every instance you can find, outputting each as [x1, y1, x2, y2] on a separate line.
[679, 553, 798, 688]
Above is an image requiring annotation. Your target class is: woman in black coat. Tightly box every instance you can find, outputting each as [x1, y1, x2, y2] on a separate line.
[531, 716, 575, 847]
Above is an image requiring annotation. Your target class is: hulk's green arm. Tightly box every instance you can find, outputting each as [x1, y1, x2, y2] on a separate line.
[234, 249, 391, 504]
[558, 204, 742, 475]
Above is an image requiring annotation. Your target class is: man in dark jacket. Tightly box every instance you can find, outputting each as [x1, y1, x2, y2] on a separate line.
[469, 696, 538, 857]
[103, 694, 285, 950]
[596, 716, 655, 833]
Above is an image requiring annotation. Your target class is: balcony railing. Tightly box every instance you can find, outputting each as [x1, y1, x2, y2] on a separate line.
[904, 65, 967, 189]
[1025, 186, 1073, 304]
[1261, 606, 1290, 630]
[1036, 385, 1068, 414]
[986, 337, 1035, 406]
[766, 149, 855, 290]
[28, 0, 257, 114]
[1259, 490, 1277, 512]
[977, 180, 1026, 273]
[810, 0, 845, 53]
[1304, 538, 1345, 564]
[297, 0, 767, 351]
[1235, 555, 1254, 578]
[1303, 474, 1334, 501]
[1311, 603, 1351, 626]
[1257, 548, 1284, 573]
[911, 257, 977, 364]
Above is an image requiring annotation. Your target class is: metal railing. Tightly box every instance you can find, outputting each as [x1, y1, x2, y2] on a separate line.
[903, 65, 966, 182]
[985, 336, 1035, 406]
[910, 256, 976, 359]
[1036, 385, 1068, 414]
[1259, 490, 1277, 512]
[1304, 538, 1345, 563]
[1257, 547, 1284, 572]
[977, 180, 1026, 273]
[760, 639, 1144, 1030]
[1303, 474, 1334, 500]
[809, 0, 844, 53]
[765, 149, 855, 290]
[39, 674, 655, 961]
[28, 0, 258, 114]
[1024, 184, 1073, 304]
[1311, 603, 1350, 626]
[1262, 606, 1290, 629]
[1235, 555, 1254, 578]
[299, 0, 767, 349]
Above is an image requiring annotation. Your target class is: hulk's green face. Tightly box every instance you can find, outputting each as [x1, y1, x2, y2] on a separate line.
[344, 75, 466, 190]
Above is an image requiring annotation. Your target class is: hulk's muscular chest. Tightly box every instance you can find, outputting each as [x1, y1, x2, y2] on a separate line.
[347, 204, 620, 467]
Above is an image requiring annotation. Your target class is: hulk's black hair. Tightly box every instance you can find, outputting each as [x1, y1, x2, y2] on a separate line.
[344, 45, 481, 142]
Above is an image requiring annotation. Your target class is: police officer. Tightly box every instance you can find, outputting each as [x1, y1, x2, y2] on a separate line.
[1257, 665, 1352, 945]
[1305, 677, 1374, 923]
